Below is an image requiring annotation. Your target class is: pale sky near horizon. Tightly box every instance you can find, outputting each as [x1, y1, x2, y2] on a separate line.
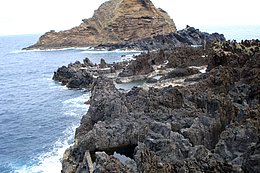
[0, 0, 259, 35]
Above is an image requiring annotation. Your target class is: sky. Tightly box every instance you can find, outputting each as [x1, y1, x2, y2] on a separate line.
[0, 0, 259, 35]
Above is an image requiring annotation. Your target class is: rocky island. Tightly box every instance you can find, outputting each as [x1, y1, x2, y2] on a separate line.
[24, 0, 224, 51]
[25, 0, 176, 50]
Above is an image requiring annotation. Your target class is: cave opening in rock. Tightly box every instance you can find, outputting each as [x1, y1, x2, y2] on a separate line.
[90, 144, 138, 162]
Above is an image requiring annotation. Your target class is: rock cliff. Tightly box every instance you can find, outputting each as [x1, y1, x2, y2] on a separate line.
[25, 0, 176, 50]
[61, 40, 260, 173]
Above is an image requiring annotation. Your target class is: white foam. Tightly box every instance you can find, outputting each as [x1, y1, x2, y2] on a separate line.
[114, 49, 143, 53]
[15, 125, 77, 173]
[199, 67, 207, 73]
[48, 81, 68, 90]
[64, 111, 78, 117]
[63, 93, 90, 118]
[81, 50, 142, 54]
[11, 47, 92, 54]
[14, 93, 90, 173]
[62, 93, 90, 110]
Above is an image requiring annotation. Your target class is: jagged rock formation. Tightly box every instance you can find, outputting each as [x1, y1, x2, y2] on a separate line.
[52, 45, 206, 88]
[52, 58, 94, 89]
[118, 45, 209, 78]
[61, 40, 260, 173]
[53, 28, 224, 88]
[25, 0, 176, 50]
[98, 26, 225, 50]
[53, 57, 129, 89]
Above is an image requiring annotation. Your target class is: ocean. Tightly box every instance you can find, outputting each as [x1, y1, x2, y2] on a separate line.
[0, 26, 259, 173]
[198, 25, 260, 41]
[0, 35, 141, 173]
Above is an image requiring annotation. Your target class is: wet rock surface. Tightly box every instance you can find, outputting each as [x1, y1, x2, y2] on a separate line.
[61, 40, 260, 173]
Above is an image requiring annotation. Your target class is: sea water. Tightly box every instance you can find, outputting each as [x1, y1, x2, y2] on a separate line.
[0, 25, 259, 173]
[0, 35, 141, 173]
[198, 25, 260, 41]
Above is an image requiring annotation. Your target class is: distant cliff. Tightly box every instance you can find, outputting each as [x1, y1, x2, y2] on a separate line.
[25, 0, 176, 50]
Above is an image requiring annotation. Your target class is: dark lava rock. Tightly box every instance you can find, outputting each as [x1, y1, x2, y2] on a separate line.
[118, 54, 154, 77]
[242, 138, 260, 173]
[99, 58, 107, 69]
[162, 67, 201, 80]
[53, 59, 93, 89]
[118, 45, 207, 78]
[146, 77, 158, 83]
[97, 26, 225, 51]
[61, 40, 259, 173]
[94, 152, 136, 173]
[83, 57, 94, 67]
[53, 26, 225, 86]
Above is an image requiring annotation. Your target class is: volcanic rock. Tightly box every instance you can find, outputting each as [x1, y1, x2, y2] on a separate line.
[61, 40, 260, 173]
[52, 57, 129, 89]
[52, 37, 220, 88]
[118, 45, 208, 79]
[52, 58, 94, 89]
[242, 138, 260, 173]
[94, 152, 136, 173]
[97, 26, 225, 50]
[25, 0, 176, 50]
[161, 67, 201, 80]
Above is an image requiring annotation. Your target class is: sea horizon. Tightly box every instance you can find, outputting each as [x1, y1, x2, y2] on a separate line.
[0, 24, 259, 42]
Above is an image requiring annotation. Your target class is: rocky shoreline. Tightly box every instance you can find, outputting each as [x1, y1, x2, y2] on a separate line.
[52, 26, 224, 90]
[56, 40, 260, 173]
[16, 0, 259, 172]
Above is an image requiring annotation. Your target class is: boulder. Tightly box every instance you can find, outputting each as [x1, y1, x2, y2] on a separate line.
[53, 60, 93, 89]
[83, 57, 94, 67]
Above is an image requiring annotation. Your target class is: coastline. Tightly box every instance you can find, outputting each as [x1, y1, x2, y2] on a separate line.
[1, 0, 260, 171]
[57, 40, 260, 172]
[1, 28, 259, 173]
